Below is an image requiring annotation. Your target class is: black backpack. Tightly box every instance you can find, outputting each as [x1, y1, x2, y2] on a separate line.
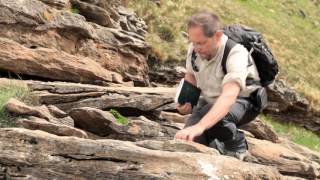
[191, 24, 279, 87]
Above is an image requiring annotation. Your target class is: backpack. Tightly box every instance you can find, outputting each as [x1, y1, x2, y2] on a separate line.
[191, 24, 279, 87]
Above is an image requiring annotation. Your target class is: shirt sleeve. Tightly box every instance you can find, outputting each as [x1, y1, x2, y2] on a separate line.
[185, 43, 194, 74]
[221, 44, 249, 91]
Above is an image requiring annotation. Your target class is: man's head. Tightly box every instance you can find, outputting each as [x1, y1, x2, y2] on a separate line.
[187, 11, 223, 60]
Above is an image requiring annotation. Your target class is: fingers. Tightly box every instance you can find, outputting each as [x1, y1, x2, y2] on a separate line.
[185, 103, 192, 113]
[174, 129, 194, 142]
[187, 134, 194, 141]
[176, 103, 192, 115]
[174, 129, 187, 140]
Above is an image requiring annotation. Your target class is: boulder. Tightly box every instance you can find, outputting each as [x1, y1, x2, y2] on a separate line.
[0, 128, 284, 179]
[240, 118, 279, 143]
[16, 117, 88, 138]
[247, 137, 320, 179]
[5, 98, 74, 126]
[69, 107, 162, 140]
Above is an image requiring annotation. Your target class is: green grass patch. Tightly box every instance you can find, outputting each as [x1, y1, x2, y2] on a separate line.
[261, 115, 320, 152]
[71, 7, 80, 14]
[0, 83, 32, 128]
[109, 109, 129, 125]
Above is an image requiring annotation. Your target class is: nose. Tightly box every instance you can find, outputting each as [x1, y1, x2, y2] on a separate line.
[193, 46, 202, 54]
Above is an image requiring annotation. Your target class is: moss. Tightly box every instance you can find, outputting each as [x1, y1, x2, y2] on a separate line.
[109, 109, 129, 125]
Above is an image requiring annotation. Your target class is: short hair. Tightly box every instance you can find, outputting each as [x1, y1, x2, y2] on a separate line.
[187, 11, 222, 37]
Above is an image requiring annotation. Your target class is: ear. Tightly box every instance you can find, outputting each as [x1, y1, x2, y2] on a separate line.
[214, 31, 223, 41]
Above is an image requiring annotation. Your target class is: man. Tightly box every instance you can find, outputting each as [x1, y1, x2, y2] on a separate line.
[174, 11, 262, 160]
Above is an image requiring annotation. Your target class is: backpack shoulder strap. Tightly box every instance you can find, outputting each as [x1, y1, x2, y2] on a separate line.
[191, 50, 199, 72]
[222, 38, 237, 74]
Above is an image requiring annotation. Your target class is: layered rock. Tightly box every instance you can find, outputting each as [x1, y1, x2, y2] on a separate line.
[266, 79, 320, 134]
[0, 0, 149, 86]
[0, 128, 284, 180]
[248, 137, 320, 179]
[26, 80, 175, 112]
[1, 78, 320, 179]
[39, 0, 71, 9]
[240, 117, 279, 143]
[70, 0, 147, 35]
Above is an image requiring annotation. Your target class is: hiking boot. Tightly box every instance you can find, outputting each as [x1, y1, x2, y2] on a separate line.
[223, 130, 249, 161]
[208, 138, 226, 154]
[225, 149, 250, 161]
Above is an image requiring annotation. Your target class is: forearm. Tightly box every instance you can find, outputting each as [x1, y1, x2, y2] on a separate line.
[197, 94, 237, 130]
[197, 82, 240, 130]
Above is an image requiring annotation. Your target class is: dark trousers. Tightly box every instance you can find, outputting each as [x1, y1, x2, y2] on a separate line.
[184, 97, 260, 153]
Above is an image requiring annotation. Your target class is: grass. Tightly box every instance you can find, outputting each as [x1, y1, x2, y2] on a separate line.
[71, 8, 80, 14]
[0, 82, 32, 128]
[261, 115, 320, 152]
[128, 0, 320, 109]
[109, 109, 129, 125]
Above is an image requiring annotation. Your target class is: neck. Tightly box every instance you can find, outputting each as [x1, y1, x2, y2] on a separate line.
[206, 44, 220, 60]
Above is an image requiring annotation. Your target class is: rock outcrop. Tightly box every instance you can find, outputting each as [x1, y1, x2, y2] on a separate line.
[266, 79, 320, 135]
[1, 79, 319, 179]
[0, 0, 149, 86]
[0, 128, 284, 180]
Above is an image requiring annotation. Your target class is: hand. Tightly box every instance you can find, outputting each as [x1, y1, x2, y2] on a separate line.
[176, 103, 192, 115]
[174, 124, 205, 141]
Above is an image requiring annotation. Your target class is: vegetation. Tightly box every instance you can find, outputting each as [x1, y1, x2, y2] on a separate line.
[0, 82, 32, 127]
[261, 115, 320, 152]
[109, 109, 129, 125]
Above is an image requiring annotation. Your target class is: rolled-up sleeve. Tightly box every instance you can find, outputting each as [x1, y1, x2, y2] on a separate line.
[221, 44, 249, 91]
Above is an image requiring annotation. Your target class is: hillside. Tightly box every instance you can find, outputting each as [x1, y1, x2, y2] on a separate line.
[129, 0, 320, 109]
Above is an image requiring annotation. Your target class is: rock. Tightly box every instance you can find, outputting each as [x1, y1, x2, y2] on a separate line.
[0, 37, 119, 84]
[25, 80, 176, 114]
[247, 137, 320, 179]
[57, 93, 173, 112]
[23, 80, 176, 113]
[39, 0, 71, 9]
[47, 105, 68, 118]
[240, 118, 279, 143]
[16, 117, 88, 138]
[27, 80, 109, 94]
[148, 58, 186, 85]
[267, 79, 310, 112]
[157, 111, 189, 123]
[5, 98, 74, 126]
[298, 9, 306, 18]
[34, 90, 107, 105]
[69, 107, 120, 136]
[126, 116, 162, 137]
[69, 107, 162, 140]
[0, 128, 284, 179]
[136, 139, 219, 155]
[70, 0, 119, 28]
[0, 0, 150, 86]
[5, 98, 53, 121]
[266, 79, 320, 135]
[156, 121, 184, 140]
[154, 102, 177, 112]
[69, 0, 147, 35]
[150, 0, 161, 6]
[280, 138, 320, 165]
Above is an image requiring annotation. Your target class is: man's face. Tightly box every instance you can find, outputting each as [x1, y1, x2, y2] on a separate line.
[188, 26, 220, 60]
